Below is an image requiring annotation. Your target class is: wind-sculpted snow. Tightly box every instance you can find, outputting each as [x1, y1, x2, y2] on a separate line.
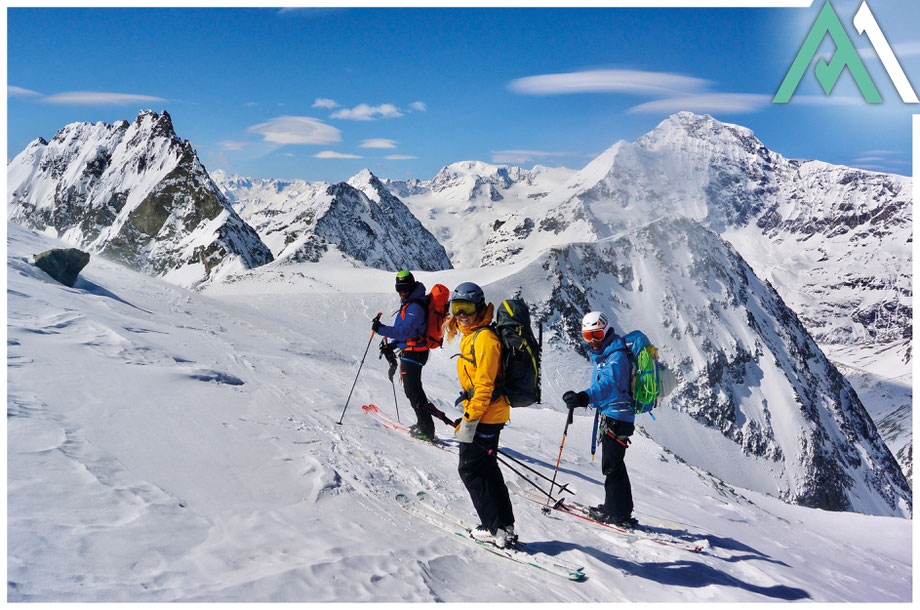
[213, 168, 451, 272]
[7, 110, 273, 288]
[484, 217, 910, 517]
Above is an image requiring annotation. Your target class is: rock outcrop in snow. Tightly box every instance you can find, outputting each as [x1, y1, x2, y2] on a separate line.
[7, 110, 273, 288]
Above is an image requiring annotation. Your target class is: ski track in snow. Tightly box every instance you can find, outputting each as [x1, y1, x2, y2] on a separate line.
[5, 224, 911, 602]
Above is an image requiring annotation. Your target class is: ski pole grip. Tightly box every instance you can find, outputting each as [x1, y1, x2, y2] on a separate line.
[371, 312, 382, 337]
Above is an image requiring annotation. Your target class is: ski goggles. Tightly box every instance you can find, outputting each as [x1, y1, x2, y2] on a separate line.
[450, 300, 479, 316]
[582, 329, 606, 342]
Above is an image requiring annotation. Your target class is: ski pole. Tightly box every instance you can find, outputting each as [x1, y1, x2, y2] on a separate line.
[426, 401, 461, 428]
[545, 406, 574, 512]
[391, 377, 400, 423]
[495, 453, 557, 500]
[379, 339, 401, 423]
[496, 448, 574, 495]
[337, 312, 382, 425]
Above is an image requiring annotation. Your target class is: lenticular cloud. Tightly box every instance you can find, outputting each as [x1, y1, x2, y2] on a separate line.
[247, 116, 342, 145]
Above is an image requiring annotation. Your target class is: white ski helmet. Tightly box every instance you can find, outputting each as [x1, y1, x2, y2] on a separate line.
[581, 311, 609, 334]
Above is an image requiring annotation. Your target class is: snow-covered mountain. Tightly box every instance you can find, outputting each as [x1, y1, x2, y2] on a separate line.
[380, 112, 912, 485]
[482, 217, 910, 516]
[6, 222, 911, 601]
[393, 113, 910, 350]
[7, 110, 273, 288]
[822, 340, 913, 485]
[382, 161, 576, 268]
[213, 169, 451, 272]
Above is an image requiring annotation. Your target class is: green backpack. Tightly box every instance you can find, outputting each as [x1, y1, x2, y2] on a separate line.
[622, 330, 661, 415]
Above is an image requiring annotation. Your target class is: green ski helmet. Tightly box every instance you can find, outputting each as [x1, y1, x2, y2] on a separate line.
[395, 270, 416, 293]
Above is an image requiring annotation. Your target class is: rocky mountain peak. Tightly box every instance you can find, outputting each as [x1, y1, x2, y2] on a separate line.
[132, 109, 177, 139]
[7, 110, 273, 288]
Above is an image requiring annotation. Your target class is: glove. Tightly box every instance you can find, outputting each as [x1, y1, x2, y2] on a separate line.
[455, 417, 480, 443]
[371, 317, 383, 333]
[387, 360, 398, 382]
[379, 341, 397, 362]
[562, 390, 589, 409]
[563, 390, 589, 424]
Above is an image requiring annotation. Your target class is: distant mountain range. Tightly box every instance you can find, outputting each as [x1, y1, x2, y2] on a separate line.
[213, 168, 451, 272]
[7, 109, 911, 513]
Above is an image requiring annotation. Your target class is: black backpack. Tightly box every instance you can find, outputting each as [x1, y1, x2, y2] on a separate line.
[467, 299, 542, 407]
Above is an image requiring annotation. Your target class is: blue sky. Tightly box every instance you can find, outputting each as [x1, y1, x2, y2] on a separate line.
[7, 2, 919, 182]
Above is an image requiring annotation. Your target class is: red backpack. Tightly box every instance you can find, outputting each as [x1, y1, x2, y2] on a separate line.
[401, 283, 450, 350]
[422, 284, 451, 349]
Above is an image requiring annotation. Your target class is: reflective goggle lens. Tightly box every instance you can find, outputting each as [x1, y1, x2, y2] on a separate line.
[583, 329, 606, 342]
[451, 300, 479, 316]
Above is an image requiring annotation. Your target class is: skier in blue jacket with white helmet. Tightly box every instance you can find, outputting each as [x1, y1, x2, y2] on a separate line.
[563, 311, 639, 528]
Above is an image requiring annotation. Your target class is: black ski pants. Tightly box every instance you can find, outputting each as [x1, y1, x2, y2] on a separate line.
[458, 422, 515, 533]
[601, 418, 635, 520]
[400, 350, 433, 436]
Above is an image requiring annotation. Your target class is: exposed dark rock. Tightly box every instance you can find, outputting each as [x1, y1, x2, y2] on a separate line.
[33, 248, 90, 287]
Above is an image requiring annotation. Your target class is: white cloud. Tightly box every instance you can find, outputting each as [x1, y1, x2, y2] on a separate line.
[39, 91, 168, 106]
[409, 101, 427, 112]
[313, 98, 339, 109]
[858, 40, 920, 59]
[509, 69, 708, 97]
[330, 103, 403, 121]
[8, 86, 41, 98]
[385, 154, 417, 160]
[490, 149, 575, 164]
[360, 138, 398, 149]
[628, 93, 771, 114]
[852, 156, 885, 162]
[247, 116, 342, 145]
[314, 151, 363, 159]
[244, 101, 258, 107]
[218, 140, 249, 151]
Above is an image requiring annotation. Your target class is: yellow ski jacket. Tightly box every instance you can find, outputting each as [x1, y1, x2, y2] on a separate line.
[457, 321, 511, 424]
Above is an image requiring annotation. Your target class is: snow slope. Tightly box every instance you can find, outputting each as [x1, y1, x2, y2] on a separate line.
[6, 223, 911, 602]
[821, 339, 913, 485]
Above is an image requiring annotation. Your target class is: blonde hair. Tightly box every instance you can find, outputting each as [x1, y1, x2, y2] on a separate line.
[444, 302, 495, 344]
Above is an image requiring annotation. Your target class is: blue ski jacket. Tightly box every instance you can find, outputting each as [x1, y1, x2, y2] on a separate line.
[584, 331, 634, 423]
[377, 282, 428, 353]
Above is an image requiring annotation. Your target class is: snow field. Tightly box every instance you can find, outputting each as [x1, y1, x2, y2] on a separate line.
[5, 223, 911, 601]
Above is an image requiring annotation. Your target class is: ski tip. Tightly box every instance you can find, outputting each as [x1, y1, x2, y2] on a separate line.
[569, 571, 586, 581]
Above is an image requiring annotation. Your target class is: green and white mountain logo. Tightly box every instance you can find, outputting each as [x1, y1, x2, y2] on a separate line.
[774, 1, 918, 104]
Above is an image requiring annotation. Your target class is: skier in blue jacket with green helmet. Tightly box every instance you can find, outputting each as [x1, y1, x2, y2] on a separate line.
[373, 270, 436, 441]
[563, 311, 639, 528]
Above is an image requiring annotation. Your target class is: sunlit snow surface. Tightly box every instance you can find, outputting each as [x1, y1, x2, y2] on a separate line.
[6, 223, 911, 602]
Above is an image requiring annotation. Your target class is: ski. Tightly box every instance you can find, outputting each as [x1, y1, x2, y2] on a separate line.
[395, 491, 586, 581]
[507, 481, 708, 554]
[362, 404, 455, 452]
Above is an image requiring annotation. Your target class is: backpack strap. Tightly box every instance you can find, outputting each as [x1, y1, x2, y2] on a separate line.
[400, 297, 429, 350]
[454, 325, 503, 402]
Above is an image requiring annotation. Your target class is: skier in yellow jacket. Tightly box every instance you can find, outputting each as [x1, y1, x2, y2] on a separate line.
[445, 281, 516, 548]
